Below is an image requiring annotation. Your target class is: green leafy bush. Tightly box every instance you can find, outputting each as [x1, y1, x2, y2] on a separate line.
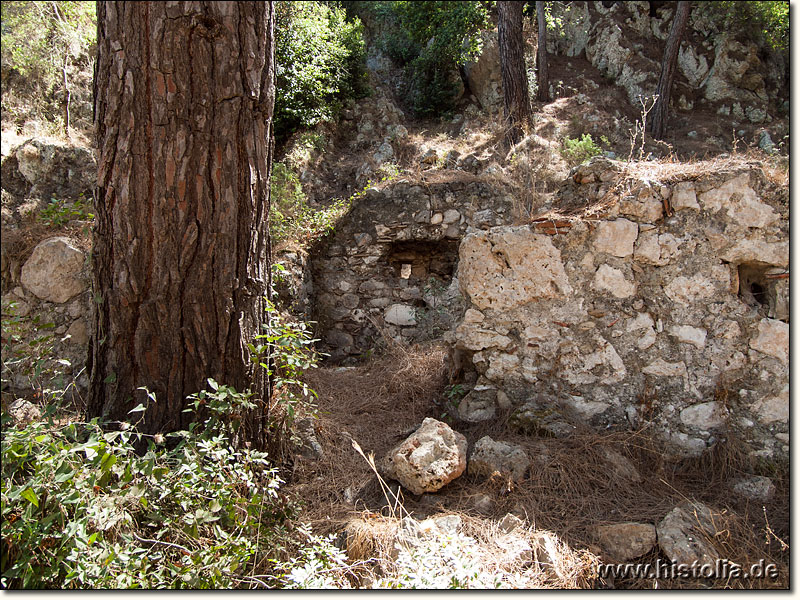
[1, 384, 297, 588]
[560, 134, 606, 166]
[275, 1, 368, 140]
[38, 195, 94, 228]
[696, 1, 788, 54]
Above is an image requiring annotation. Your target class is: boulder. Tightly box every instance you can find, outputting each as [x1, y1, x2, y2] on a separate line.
[730, 476, 775, 502]
[656, 501, 721, 565]
[21, 237, 86, 303]
[593, 522, 657, 562]
[469, 436, 530, 483]
[382, 417, 467, 495]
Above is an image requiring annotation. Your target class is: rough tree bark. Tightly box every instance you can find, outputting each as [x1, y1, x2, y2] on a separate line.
[497, 0, 531, 144]
[649, 1, 690, 140]
[536, 1, 549, 102]
[88, 1, 276, 447]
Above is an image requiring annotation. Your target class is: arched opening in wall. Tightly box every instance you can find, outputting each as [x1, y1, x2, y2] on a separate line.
[737, 262, 789, 322]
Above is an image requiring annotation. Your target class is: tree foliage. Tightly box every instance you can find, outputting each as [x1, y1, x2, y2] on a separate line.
[374, 1, 490, 116]
[696, 1, 789, 55]
[274, 1, 368, 140]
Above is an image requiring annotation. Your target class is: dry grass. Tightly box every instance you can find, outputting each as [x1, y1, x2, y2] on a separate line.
[286, 341, 789, 589]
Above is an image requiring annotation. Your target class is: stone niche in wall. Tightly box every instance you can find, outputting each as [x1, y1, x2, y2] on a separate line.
[308, 174, 516, 361]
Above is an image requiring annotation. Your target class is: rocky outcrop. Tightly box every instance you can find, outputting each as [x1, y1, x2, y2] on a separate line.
[382, 417, 468, 495]
[550, 1, 783, 123]
[463, 30, 502, 112]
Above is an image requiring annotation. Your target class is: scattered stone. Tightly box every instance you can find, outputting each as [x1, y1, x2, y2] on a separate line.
[8, 399, 42, 426]
[510, 401, 575, 438]
[382, 418, 467, 495]
[730, 476, 775, 502]
[601, 448, 642, 482]
[469, 436, 530, 483]
[497, 513, 526, 534]
[657, 501, 721, 565]
[594, 522, 657, 562]
[295, 417, 324, 460]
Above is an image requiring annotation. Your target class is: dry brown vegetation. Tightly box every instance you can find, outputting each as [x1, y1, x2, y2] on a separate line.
[286, 339, 789, 589]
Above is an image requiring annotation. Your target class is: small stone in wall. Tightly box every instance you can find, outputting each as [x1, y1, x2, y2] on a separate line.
[469, 436, 530, 483]
[671, 182, 700, 210]
[65, 318, 88, 345]
[593, 219, 638, 257]
[750, 385, 789, 424]
[642, 358, 687, 378]
[669, 325, 707, 348]
[458, 384, 497, 422]
[593, 264, 636, 298]
[510, 401, 575, 438]
[663, 274, 716, 305]
[384, 303, 416, 326]
[749, 318, 788, 364]
[680, 401, 727, 430]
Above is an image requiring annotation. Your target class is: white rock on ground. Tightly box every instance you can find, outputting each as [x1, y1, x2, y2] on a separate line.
[469, 436, 530, 483]
[382, 417, 467, 495]
[21, 237, 86, 303]
[656, 501, 721, 565]
[9, 399, 41, 426]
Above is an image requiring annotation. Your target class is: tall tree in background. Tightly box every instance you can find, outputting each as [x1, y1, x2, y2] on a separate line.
[497, 0, 531, 144]
[88, 2, 276, 447]
[535, 1, 549, 102]
[649, 1, 690, 139]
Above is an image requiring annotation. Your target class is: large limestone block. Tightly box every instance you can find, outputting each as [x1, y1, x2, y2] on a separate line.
[382, 418, 467, 495]
[21, 237, 86, 303]
[462, 30, 502, 112]
[458, 227, 572, 311]
[468, 436, 530, 482]
[719, 240, 788, 268]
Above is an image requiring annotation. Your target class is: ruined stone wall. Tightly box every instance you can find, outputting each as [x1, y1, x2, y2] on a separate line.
[451, 159, 788, 459]
[309, 175, 516, 361]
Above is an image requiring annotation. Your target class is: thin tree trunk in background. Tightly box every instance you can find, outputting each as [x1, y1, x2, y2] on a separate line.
[89, 1, 276, 448]
[536, 1, 549, 102]
[497, 0, 531, 144]
[650, 1, 690, 140]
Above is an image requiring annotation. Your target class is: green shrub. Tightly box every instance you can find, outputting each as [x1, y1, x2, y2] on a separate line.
[560, 134, 606, 166]
[1, 384, 297, 588]
[38, 195, 94, 228]
[696, 1, 788, 55]
[275, 1, 368, 140]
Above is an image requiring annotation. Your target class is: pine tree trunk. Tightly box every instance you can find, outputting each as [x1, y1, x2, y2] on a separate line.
[536, 1, 549, 102]
[650, 1, 690, 140]
[497, 0, 531, 144]
[88, 1, 276, 447]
